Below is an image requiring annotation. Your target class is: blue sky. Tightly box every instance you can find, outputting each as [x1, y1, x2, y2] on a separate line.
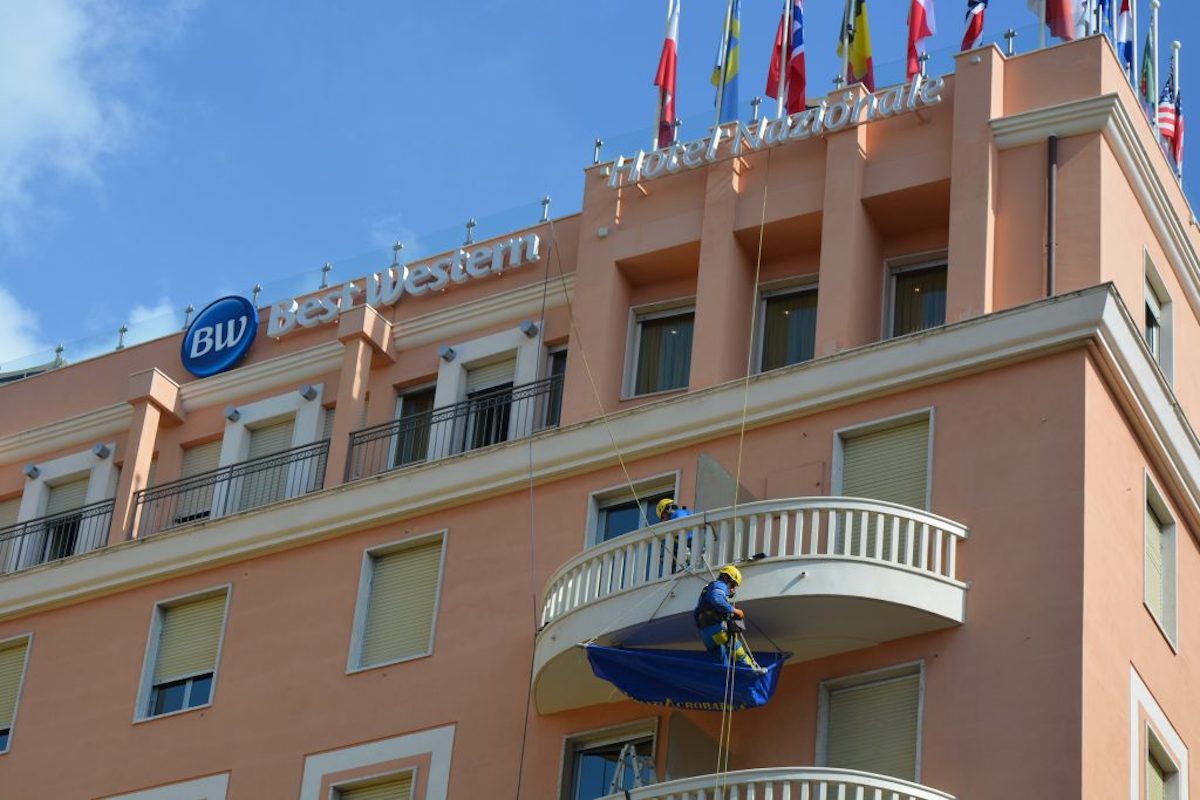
[0, 0, 1195, 369]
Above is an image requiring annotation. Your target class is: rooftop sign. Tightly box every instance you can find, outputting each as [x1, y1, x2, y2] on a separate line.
[181, 296, 259, 378]
[608, 74, 946, 188]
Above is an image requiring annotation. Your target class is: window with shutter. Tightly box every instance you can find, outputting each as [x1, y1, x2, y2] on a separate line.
[839, 417, 930, 557]
[174, 441, 223, 526]
[823, 670, 921, 782]
[337, 774, 413, 800]
[239, 417, 296, 511]
[393, 388, 435, 468]
[322, 407, 336, 441]
[1145, 505, 1165, 622]
[1144, 484, 1177, 643]
[41, 477, 90, 563]
[1147, 752, 1166, 800]
[146, 591, 227, 717]
[357, 537, 443, 669]
[0, 497, 19, 531]
[0, 637, 29, 752]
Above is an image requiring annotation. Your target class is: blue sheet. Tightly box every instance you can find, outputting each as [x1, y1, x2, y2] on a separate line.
[585, 644, 788, 711]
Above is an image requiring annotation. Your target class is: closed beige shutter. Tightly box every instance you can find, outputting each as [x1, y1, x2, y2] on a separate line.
[247, 418, 295, 460]
[241, 418, 296, 510]
[826, 672, 920, 781]
[841, 418, 930, 510]
[0, 639, 28, 731]
[466, 358, 516, 393]
[146, 457, 159, 489]
[338, 775, 413, 800]
[45, 477, 89, 515]
[322, 408, 336, 441]
[1147, 752, 1166, 800]
[0, 498, 20, 530]
[181, 441, 222, 478]
[1146, 506, 1165, 620]
[154, 593, 227, 684]
[360, 539, 443, 667]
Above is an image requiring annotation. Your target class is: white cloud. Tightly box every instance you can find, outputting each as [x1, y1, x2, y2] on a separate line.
[127, 296, 181, 340]
[129, 297, 175, 325]
[0, 285, 49, 367]
[0, 0, 203, 238]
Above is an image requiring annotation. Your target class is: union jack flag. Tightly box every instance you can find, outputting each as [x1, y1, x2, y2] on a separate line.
[961, 0, 987, 52]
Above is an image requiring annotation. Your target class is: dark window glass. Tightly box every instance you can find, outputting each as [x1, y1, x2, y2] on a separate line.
[542, 350, 568, 428]
[394, 388, 435, 467]
[150, 673, 213, 717]
[1146, 302, 1161, 360]
[571, 738, 654, 799]
[0, 728, 9, 751]
[464, 384, 513, 451]
[189, 674, 213, 707]
[891, 266, 947, 337]
[634, 313, 694, 395]
[761, 289, 818, 371]
[599, 493, 672, 543]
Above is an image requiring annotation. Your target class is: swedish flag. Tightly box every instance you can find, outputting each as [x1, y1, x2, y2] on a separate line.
[711, 0, 741, 124]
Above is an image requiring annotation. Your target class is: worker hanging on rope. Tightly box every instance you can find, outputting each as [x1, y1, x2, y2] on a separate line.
[693, 565, 766, 674]
[656, 497, 691, 522]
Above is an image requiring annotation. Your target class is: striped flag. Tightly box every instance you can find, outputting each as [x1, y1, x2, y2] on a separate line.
[907, 0, 936, 81]
[1159, 56, 1177, 140]
[838, 0, 876, 91]
[766, 0, 807, 114]
[712, 0, 741, 124]
[961, 0, 988, 51]
[654, 0, 681, 148]
[1174, 93, 1185, 174]
[1029, 0, 1076, 41]
[1115, 0, 1133, 77]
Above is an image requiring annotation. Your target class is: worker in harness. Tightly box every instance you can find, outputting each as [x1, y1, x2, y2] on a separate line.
[656, 497, 691, 522]
[694, 564, 765, 674]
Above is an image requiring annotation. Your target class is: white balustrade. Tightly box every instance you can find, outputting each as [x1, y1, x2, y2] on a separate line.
[598, 767, 956, 800]
[540, 498, 968, 628]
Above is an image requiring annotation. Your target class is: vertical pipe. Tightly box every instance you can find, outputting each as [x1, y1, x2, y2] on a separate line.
[713, 0, 734, 128]
[1039, 0, 1047, 49]
[840, 0, 852, 86]
[1153, 0, 1161, 133]
[1047, 135, 1059, 297]
[777, 0, 791, 119]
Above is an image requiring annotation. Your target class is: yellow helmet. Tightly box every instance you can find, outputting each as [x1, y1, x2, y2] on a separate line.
[718, 565, 743, 586]
[656, 498, 677, 519]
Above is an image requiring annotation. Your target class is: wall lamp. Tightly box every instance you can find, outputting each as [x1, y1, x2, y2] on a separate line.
[224, 406, 241, 423]
[298, 384, 318, 401]
[439, 345, 457, 362]
[519, 320, 540, 338]
[92, 443, 111, 460]
[22, 464, 39, 480]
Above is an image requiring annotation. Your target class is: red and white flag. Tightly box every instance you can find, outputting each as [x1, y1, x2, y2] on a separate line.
[907, 0, 936, 81]
[654, 0, 681, 148]
[961, 0, 987, 51]
[766, 0, 806, 114]
[1173, 93, 1186, 175]
[1029, 0, 1076, 41]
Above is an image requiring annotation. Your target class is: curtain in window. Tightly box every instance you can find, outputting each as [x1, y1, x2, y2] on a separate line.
[762, 290, 818, 371]
[892, 266, 947, 337]
[635, 313, 694, 395]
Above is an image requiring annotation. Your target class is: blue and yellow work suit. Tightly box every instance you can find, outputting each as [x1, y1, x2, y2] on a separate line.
[693, 579, 758, 669]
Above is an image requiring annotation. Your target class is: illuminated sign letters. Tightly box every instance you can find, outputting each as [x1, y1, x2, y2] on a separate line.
[181, 296, 259, 378]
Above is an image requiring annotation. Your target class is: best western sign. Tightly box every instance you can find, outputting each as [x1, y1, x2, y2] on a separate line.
[267, 233, 541, 337]
[181, 296, 259, 378]
[609, 74, 946, 187]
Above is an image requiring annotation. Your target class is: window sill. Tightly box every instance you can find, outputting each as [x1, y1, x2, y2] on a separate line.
[1144, 602, 1179, 653]
[620, 387, 688, 402]
[346, 650, 433, 675]
[133, 700, 214, 725]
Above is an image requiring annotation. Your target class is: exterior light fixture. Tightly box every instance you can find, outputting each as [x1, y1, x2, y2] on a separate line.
[92, 443, 111, 460]
[520, 320, 540, 338]
[224, 406, 241, 422]
[439, 346, 457, 362]
[22, 464, 39, 480]
[298, 384, 318, 401]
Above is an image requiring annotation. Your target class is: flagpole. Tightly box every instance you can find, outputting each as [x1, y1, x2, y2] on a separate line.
[714, 0, 734, 128]
[840, 0, 852, 86]
[1152, 0, 1161, 133]
[777, 0, 791, 118]
[1039, 0, 1047, 49]
[653, 0, 671, 150]
[1132, 0, 1138, 84]
[1176, 41, 1184, 178]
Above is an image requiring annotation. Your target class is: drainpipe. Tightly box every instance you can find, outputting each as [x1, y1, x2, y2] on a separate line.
[1047, 135, 1058, 297]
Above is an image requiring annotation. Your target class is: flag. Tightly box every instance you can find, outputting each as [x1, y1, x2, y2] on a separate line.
[1158, 56, 1177, 141]
[1173, 93, 1185, 173]
[961, 0, 987, 51]
[907, 0, 936, 81]
[766, 0, 807, 114]
[654, 0, 681, 148]
[712, 0, 741, 123]
[1029, 0, 1076, 41]
[838, 0, 875, 91]
[1115, 0, 1133, 76]
[1139, 27, 1156, 108]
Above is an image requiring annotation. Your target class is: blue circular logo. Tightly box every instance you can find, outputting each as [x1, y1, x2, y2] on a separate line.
[181, 296, 259, 378]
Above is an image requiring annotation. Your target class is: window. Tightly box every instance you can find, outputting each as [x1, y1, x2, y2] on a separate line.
[462, 358, 516, 452]
[238, 416, 296, 511]
[630, 307, 694, 396]
[888, 264, 946, 337]
[39, 476, 89, 563]
[541, 349, 569, 429]
[336, 773, 414, 800]
[819, 664, 922, 782]
[837, 415, 931, 510]
[141, 590, 228, 719]
[1146, 728, 1180, 800]
[174, 440, 222, 525]
[590, 476, 677, 545]
[0, 636, 30, 752]
[1145, 286, 1162, 361]
[1144, 481, 1177, 644]
[562, 726, 656, 800]
[759, 286, 818, 371]
[393, 387, 435, 468]
[1143, 263, 1173, 380]
[352, 535, 444, 671]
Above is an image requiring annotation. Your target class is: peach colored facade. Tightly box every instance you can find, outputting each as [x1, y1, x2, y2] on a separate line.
[0, 36, 1196, 800]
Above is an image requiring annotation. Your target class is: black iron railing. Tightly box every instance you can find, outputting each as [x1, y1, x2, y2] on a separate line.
[134, 440, 330, 537]
[345, 374, 564, 482]
[0, 499, 114, 574]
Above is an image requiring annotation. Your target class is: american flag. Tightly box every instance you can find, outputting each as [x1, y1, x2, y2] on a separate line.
[1174, 93, 1185, 175]
[1159, 57, 1177, 141]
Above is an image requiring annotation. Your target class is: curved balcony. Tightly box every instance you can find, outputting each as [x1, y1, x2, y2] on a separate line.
[535, 497, 968, 714]
[599, 767, 956, 800]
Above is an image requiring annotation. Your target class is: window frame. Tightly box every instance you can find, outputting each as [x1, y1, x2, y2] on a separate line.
[134, 585, 231, 723]
[1144, 476, 1178, 651]
[0, 632, 32, 755]
[883, 255, 948, 340]
[1146, 725, 1182, 800]
[623, 300, 696, 399]
[332, 767, 418, 800]
[347, 530, 448, 674]
[390, 383, 438, 468]
[1144, 252, 1174, 382]
[831, 408, 935, 511]
[755, 277, 819, 374]
[815, 660, 926, 783]
[558, 718, 658, 800]
[586, 472, 681, 548]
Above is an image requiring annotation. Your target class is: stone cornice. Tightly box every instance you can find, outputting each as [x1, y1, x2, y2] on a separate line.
[0, 404, 133, 466]
[177, 341, 344, 411]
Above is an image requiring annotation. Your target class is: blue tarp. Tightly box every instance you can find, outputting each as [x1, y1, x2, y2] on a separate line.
[585, 644, 788, 711]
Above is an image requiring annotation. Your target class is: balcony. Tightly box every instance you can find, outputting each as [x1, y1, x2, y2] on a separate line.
[0, 499, 114, 574]
[344, 374, 564, 482]
[599, 767, 956, 800]
[133, 440, 330, 537]
[535, 498, 968, 713]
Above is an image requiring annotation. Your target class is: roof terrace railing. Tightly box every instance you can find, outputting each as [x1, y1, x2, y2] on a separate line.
[345, 374, 564, 483]
[133, 440, 330, 537]
[599, 766, 956, 800]
[0, 499, 114, 575]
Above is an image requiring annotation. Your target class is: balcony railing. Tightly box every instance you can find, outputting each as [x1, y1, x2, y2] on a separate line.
[599, 767, 956, 800]
[0, 499, 114, 574]
[345, 374, 564, 482]
[133, 440, 330, 537]
[541, 497, 967, 629]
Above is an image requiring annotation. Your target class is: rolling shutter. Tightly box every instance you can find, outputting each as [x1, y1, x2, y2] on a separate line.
[154, 593, 227, 684]
[841, 418, 930, 510]
[1146, 506, 1165, 620]
[45, 477, 89, 516]
[247, 418, 295, 460]
[826, 672, 920, 781]
[175, 442, 222, 525]
[322, 408, 336, 441]
[0, 639, 28, 732]
[338, 775, 413, 800]
[181, 441, 222, 478]
[466, 358, 516, 393]
[241, 418, 296, 510]
[1147, 752, 1167, 800]
[360, 538, 443, 667]
[0, 498, 19, 530]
